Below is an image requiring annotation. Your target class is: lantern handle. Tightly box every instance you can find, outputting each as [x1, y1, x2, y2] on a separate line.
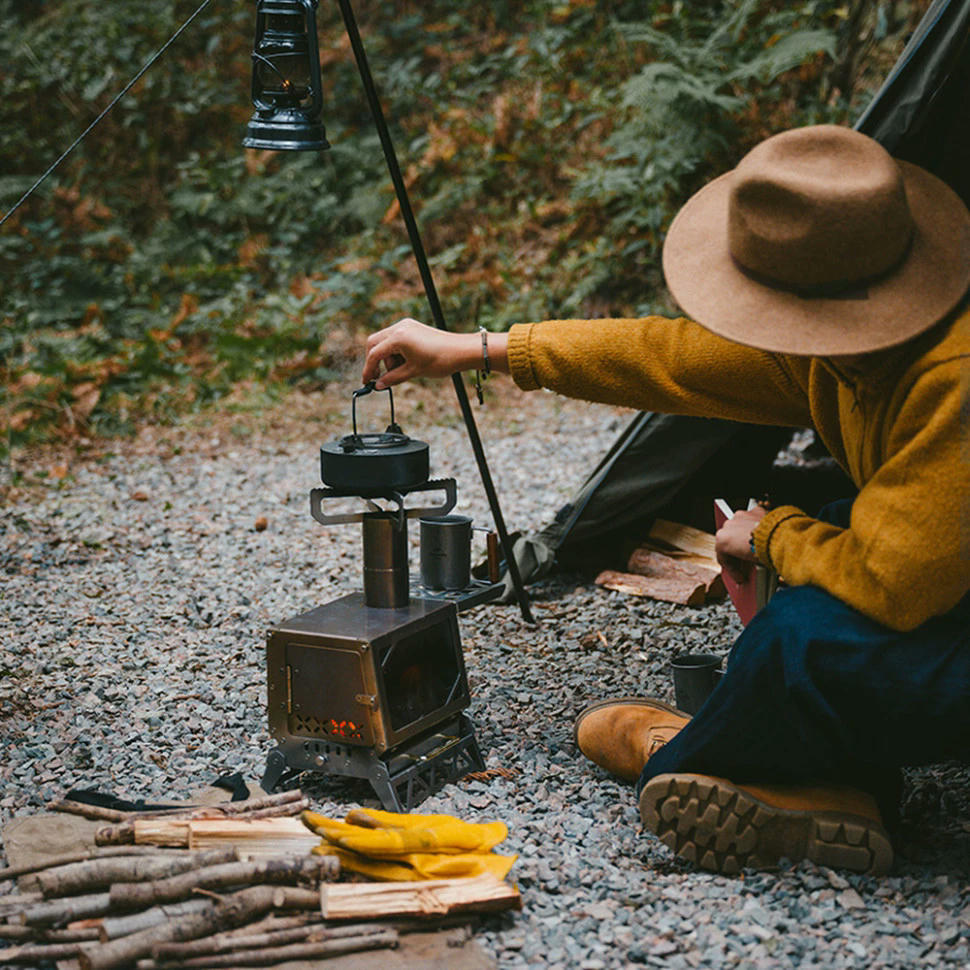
[251, 52, 292, 90]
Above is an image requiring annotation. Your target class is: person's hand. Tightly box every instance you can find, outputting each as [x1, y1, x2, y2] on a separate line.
[362, 318, 481, 389]
[715, 506, 767, 584]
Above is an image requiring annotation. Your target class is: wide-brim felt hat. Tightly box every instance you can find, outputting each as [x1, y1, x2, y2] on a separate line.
[662, 124, 970, 356]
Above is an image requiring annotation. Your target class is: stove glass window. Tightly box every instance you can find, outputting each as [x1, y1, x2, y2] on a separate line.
[380, 621, 463, 732]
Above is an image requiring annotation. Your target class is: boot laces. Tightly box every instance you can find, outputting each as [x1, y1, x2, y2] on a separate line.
[646, 725, 680, 756]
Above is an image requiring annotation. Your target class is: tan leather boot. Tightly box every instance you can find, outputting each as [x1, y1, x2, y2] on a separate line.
[639, 773, 894, 876]
[574, 697, 689, 782]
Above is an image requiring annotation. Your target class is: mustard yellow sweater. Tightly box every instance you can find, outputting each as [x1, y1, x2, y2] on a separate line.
[507, 308, 970, 632]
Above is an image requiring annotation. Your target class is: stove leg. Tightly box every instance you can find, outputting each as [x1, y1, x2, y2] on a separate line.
[367, 715, 487, 812]
[367, 762, 405, 813]
[261, 747, 297, 793]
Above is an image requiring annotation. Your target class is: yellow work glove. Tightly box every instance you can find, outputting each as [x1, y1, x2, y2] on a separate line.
[313, 844, 516, 881]
[302, 807, 517, 882]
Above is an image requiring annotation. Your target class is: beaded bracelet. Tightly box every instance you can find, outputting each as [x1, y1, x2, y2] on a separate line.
[474, 326, 490, 404]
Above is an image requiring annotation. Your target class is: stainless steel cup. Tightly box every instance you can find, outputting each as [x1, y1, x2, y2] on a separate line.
[420, 514, 472, 590]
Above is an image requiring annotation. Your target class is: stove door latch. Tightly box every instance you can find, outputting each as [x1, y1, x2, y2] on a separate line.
[355, 693, 377, 709]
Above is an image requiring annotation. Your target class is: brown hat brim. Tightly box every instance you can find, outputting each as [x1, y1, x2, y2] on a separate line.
[662, 161, 970, 356]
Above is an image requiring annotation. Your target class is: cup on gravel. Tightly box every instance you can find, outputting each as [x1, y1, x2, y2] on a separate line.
[670, 652, 723, 715]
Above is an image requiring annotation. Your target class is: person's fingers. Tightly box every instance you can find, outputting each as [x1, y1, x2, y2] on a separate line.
[363, 318, 429, 383]
[374, 357, 413, 389]
[362, 334, 403, 383]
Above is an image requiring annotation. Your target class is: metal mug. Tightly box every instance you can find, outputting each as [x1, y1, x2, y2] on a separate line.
[419, 514, 472, 591]
[670, 652, 723, 715]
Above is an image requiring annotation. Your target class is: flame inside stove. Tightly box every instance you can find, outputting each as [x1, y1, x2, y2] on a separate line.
[328, 718, 363, 740]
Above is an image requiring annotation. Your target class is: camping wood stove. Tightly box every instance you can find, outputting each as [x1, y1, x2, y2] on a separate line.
[261, 384, 492, 811]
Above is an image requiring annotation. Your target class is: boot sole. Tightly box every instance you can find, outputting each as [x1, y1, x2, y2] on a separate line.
[573, 696, 689, 746]
[639, 773, 893, 876]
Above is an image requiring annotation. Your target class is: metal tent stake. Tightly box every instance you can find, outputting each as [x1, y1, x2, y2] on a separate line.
[334, 0, 535, 623]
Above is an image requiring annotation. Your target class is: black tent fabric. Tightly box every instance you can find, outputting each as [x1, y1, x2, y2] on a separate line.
[855, 0, 970, 205]
[491, 0, 969, 598]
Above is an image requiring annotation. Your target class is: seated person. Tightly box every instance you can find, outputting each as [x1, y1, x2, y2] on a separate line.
[361, 125, 970, 876]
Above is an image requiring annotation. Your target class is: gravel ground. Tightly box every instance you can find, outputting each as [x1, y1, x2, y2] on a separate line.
[2, 376, 969, 969]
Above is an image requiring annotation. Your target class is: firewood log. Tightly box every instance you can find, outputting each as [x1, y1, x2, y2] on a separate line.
[185, 817, 320, 856]
[320, 873, 521, 920]
[595, 568, 707, 606]
[208, 791, 306, 815]
[20, 892, 113, 929]
[146, 928, 399, 968]
[96, 899, 212, 941]
[0, 846, 186, 883]
[626, 548, 722, 592]
[30, 849, 238, 898]
[46, 801, 146, 824]
[50, 790, 304, 824]
[149, 919, 383, 959]
[211, 911, 320, 936]
[0, 924, 99, 942]
[123, 816, 320, 857]
[96, 819, 187, 848]
[93, 792, 308, 847]
[0, 893, 41, 915]
[648, 519, 719, 559]
[77, 885, 323, 970]
[0, 940, 85, 964]
[228, 799, 310, 820]
[107, 856, 338, 910]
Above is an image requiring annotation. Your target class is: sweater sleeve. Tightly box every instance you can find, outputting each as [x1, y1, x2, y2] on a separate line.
[507, 317, 813, 427]
[752, 358, 970, 631]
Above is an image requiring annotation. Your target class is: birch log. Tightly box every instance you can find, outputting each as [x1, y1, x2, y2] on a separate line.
[32, 849, 238, 898]
[92, 791, 308, 846]
[211, 911, 321, 935]
[0, 940, 85, 964]
[208, 792, 305, 815]
[96, 899, 213, 941]
[78, 885, 322, 970]
[148, 923, 324, 959]
[0, 846, 186, 884]
[149, 920, 381, 959]
[0, 893, 41, 917]
[0, 924, 99, 942]
[50, 790, 304, 824]
[20, 892, 113, 928]
[150, 929, 398, 968]
[108, 856, 338, 910]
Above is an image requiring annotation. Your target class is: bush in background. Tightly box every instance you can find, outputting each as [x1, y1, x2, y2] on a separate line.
[0, 0, 928, 449]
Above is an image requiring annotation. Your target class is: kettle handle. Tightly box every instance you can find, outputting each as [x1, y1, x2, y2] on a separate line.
[351, 381, 401, 438]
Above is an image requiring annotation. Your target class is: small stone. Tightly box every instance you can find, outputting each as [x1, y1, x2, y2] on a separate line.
[838, 888, 866, 910]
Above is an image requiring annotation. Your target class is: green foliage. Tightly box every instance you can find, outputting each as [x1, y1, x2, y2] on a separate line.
[1, 0, 926, 447]
[571, 0, 847, 311]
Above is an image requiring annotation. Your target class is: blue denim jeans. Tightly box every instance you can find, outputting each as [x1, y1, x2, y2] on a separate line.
[638, 500, 970, 822]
